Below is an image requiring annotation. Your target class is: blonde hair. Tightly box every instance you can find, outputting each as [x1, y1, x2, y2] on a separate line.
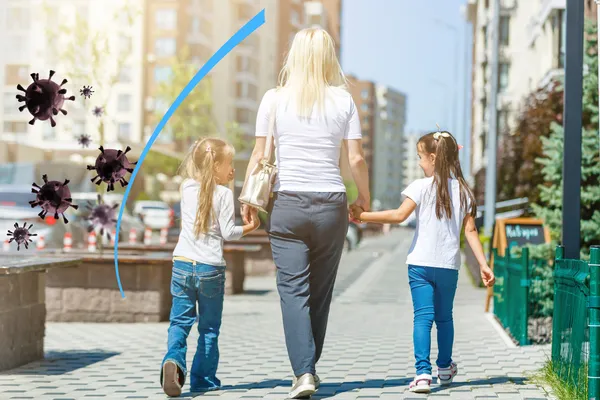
[278, 27, 348, 116]
[177, 137, 235, 238]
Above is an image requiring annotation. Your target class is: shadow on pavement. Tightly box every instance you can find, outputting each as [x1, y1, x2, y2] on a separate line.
[429, 376, 529, 392]
[2, 350, 119, 376]
[177, 376, 530, 398]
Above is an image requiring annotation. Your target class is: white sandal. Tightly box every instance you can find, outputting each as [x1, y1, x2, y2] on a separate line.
[437, 362, 458, 385]
[408, 374, 432, 393]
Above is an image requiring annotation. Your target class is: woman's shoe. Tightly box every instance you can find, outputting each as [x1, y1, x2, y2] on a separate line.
[437, 362, 458, 385]
[161, 361, 182, 397]
[289, 373, 316, 398]
[408, 374, 432, 393]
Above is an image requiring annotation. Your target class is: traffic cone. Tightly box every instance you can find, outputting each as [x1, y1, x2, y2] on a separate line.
[144, 227, 152, 245]
[36, 234, 45, 251]
[3, 239, 10, 252]
[159, 228, 168, 245]
[128, 228, 137, 244]
[63, 232, 73, 252]
[87, 231, 97, 252]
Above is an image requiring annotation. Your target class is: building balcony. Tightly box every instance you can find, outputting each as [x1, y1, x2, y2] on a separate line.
[187, 32, 211, 47]
[235, 71, 259, 85]
[235, 97, 258, 110]
[304, 1, 328, 28]
[527, 0, 565, 46]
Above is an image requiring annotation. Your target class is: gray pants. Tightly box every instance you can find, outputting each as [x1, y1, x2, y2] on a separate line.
[266, 191, 348, 376]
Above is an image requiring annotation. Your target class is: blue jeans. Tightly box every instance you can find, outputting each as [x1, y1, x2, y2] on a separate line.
[408, 265, 459, 376]
[161, 259, 225, 392]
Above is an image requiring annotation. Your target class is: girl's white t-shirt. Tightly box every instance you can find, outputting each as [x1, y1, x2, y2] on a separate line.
[255, 87, 362, 193]
[402, 177, 471, 270]
[173, 179, 243, 266]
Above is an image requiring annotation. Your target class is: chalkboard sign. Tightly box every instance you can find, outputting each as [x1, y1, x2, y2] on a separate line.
[505, 223, 547, 247]
[484, 217, 550, 312]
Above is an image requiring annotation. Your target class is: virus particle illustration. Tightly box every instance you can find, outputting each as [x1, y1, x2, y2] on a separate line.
[80, 85, 94, 99]
[92, 106, 104, 117]
[16, 70, 75, 127]
[85, 194, 118, 239]
[7, 222, 37, 251]
[29, 174, 79, 223]
[76, 133, 92, 148]
[87, 146, 137, 192]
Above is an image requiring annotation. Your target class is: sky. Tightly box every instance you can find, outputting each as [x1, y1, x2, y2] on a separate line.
[340, 0, 473, 144]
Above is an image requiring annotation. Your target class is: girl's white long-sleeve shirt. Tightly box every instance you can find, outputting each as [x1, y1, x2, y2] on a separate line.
[173, 179, 243, 266]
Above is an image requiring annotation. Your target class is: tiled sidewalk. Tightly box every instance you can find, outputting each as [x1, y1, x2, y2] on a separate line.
[0, 230, 553, 399]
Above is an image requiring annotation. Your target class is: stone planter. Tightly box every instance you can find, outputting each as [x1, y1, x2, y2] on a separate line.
[0, 255, 81, 371]
[44, 250, 173, 323]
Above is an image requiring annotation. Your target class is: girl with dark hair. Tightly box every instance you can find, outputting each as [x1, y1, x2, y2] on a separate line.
[350, 130, 495, 394]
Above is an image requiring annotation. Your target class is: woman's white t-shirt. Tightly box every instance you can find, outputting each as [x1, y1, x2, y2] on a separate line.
[255, 87, 362, 193]
[402, 177, 472, 270]
[173, 179, 243, 266]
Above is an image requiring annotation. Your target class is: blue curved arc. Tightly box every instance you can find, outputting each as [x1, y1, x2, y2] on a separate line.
[113, 9, 266, 299]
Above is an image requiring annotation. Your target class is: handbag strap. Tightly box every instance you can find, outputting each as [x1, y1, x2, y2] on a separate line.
[262, 90, 277, 164]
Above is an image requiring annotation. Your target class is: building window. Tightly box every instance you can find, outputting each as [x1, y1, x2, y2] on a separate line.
[482, 26, 488, 52]
[499, 16, 510, 46]
[119, 66, 132, 83]
[362, 117, 369, 125]
[498, 63, 509, 93]
[361, 89, 369, 99]
[236, 4, 253, 20]
[361, 103, 369, 112]
[118, 94, 131, 112]
[7, 7, 29, 30]
[155, 38, 176, 57]
[235, 108, 251, 124]
[557, 10, 566, 68]
[497, 110, 509, 136]
[119, 36, 132, 54]
[42, 123, 54, 140]
[118, 123, 131, 141]
[191, 17, 200, 34]
[155, 9, 177, 30]
[72, 121, 85, 136]
[291, 9, 300, 25]
[154, 66, 173, 83]
[3, 93, 15, 113]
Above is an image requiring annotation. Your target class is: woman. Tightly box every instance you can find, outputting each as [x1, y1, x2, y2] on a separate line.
[242, 28, 370, 399]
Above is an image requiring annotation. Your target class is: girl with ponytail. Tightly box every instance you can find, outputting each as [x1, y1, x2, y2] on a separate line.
[160, 138, 260, 397]
[350, 130, 495, 394]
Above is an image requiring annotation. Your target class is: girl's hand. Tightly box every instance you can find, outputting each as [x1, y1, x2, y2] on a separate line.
[480, 265, 495, 287]
[249, 208, 260, 230]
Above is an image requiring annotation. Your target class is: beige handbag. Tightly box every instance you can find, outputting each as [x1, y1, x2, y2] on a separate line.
[238, 92, 278, 213]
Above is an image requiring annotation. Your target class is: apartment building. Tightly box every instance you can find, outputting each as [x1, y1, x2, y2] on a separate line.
[403, 133, 423, 186]
[345, 74, 375, 186]
[0, 0, 144, 163]
[466, 0, 597, 180]
[276, 0, 342, 73]
[372, 84, 407, 210]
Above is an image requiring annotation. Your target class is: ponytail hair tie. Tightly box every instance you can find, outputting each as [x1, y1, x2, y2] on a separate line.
[205, 145, 212, 153]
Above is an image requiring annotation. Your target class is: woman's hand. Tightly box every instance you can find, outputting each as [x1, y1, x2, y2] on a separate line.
[349, 204, 364, 221]
[480, 264, 495, 287]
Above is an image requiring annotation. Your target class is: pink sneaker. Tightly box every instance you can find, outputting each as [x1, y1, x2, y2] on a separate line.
[437, 362, 458, 385]
[408, 374, 432, 393]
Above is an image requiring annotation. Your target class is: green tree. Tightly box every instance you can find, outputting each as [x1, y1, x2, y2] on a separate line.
[153, 47, 252, 154]
[42, 1, 140, 146]
[532, 21, 600, 256]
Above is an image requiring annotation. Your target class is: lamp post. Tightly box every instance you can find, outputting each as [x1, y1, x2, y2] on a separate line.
[430, 79, 451, 129]
[434, 18, 459, 139]
[562, 0, 584, 260]
[483, 0, 500, 237]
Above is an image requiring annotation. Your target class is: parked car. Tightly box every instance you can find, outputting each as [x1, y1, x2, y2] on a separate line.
[133, 201, 173, 230]
[70, 192, 145, 246]
[167, 201, 181, 242]
[0, 184, 56, 249]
